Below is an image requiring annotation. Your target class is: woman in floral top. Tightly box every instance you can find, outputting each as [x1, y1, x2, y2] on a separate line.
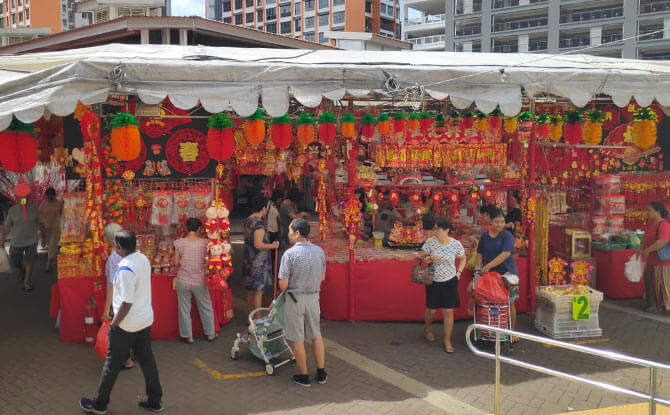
[243, 196, 279, 315]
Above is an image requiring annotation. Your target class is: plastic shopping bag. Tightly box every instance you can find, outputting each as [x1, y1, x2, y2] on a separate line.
[95, 320, 110, 360]
[473, 272, 509, 303]
[624, 254, 644, 283]
[0, 248, 11, 273]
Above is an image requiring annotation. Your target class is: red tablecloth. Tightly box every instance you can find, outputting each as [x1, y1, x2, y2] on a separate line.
[52, 275, 233, 342]
[593, 248, 644, 299]
[321, 257, 529, 322]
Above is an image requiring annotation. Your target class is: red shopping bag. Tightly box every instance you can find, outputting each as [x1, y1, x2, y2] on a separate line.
[95, 320, 110, 360]
[473, 272, 509, 303]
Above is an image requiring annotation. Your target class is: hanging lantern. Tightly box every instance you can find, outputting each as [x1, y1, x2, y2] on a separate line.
[377, 113, 390, 136]
[419, 112, 433, 135]
[271, 114, 292, 149]
[432, 192, 443, 204]
[583, 109, 604, 145]
[110, 112, 141, 161]
[468, 191, 479, 204]
[340, 112, 356, 138]
[488, 106, 503, 133]
[244, 108, 266, 145]
[296, 113, 316, 145]
[407, 113, 420, 131]
[563, 111, 584, 145]
[389, 189, 400, 207]
[434, 113, 447, 134]
[318, 111, 336, 144]
[481, 188, 494, 201]
[206, 113, 235, 161]
[516, 111, 533, 143]
[0, 118, 38, 173]
[475, 112, 488, 132]
[462, 110, 476, 129]
[409, 192, 421, 205]
[360, 113, 376, 139]
[549, 114, 563, 142]
[393, 112, 406, 135]
[504, 116, 518, 134]
[632, 107, 658, 150]
[535, 114, 550, 141]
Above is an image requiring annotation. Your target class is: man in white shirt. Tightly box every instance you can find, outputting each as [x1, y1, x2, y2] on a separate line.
[80, 230, 163, 414]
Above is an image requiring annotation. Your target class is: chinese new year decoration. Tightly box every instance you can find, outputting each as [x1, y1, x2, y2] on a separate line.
[376, 143, 507, 169]
[419, 112, 433, 135]
[475, 112, 487, 133]
[547, 257, 568, 285]
[462, 110, 476, 130]
[110, 112, 141, 161]
[488, 107, 503, 134]
[407, 113, 420, 131]
[583, 108, 604, 145]
[377, 113, 390, 135]
[563, 111, 584, 145]
[205, 200, 233, 291]
[244, 108, 266, 145]
[296, 113, 315, 145]
[340, 112, 356, 138]
[569, 260, 593, 285]
[271, 114, 292, 149]
[206, 113, 234, 161]
[360, 113, 376, 139]
[392, 112, 406, 136]
[318, 111, 336, 144]
[0, 118, 37, 173]
[549, 114, 563, 142]
[632, 107, 658, 150]
[504, 116, 517, 134]
[534, 114, 550, 140]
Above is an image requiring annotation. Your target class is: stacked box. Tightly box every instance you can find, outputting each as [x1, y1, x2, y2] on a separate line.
[534, 286, 603, 339]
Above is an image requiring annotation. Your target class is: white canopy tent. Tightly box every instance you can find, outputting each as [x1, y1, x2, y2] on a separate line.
[1, 43, 670, 130]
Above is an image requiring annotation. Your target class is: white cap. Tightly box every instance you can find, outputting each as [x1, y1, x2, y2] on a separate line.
[502, 273, 519, 286]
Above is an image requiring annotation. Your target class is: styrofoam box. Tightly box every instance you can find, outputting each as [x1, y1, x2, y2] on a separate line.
[534, 286, 603, 339]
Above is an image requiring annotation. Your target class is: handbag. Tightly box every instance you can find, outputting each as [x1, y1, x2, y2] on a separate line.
[411, 263, 434, 285]
[656, 224, 670, 261]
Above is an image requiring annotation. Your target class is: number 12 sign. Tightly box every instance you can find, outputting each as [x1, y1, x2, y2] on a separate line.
[572, 295, 590, 320]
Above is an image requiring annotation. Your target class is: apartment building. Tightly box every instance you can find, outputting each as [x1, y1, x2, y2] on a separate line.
[403, 0, 670, 59]
[205, 0, 402, 45]
[75, 0, 166, 25]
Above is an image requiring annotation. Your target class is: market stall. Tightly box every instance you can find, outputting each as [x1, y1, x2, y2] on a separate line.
[0, 45, 669, 333]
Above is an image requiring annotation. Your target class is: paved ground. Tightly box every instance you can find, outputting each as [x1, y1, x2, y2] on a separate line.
[1, 247, 670, 415]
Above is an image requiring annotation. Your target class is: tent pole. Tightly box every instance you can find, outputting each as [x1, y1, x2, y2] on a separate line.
[528, 102, 537, 313]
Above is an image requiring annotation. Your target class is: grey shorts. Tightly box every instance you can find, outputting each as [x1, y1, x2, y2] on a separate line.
[10, 244, 37, 266]
[284, 292, 321, 343]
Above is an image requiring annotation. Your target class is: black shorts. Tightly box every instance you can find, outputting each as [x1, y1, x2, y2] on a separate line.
[425, 278, 460, 310]
[9, 244, 38, 266]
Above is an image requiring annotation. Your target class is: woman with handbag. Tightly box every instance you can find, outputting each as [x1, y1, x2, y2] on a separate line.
[641, 202, 670, 313]
[421, 219, 466, 354]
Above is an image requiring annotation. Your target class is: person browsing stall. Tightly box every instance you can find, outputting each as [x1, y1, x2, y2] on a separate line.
[421, 219, 466, 354]
[38, 187, 63, 272]
[374, 197, 402, 243]
[641, 202, 670, 313]
[280, 188, 308, 249]
[278, 218, 327, 388]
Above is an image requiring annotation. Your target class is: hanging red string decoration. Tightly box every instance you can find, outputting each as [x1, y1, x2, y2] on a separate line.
[407, 113, 420, 131]
[206, 113, 235, 161]
[271, 114, 292, 149]
[419, 112, 433, 135]
[389, 189, 400, 207]
[377, 113, 391, 136]
[0, 118, 38, 173]
[360, 113, 376, 139]
[317, 111, 336, 144]
[109, 112, 141, 161]
[340, 112, 356, 138]
[296, 113, 316, 145]
[244, 108, 266, 146]
[563, 111, 584, 145]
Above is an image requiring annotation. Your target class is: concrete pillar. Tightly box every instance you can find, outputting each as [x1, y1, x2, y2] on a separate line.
[547, 0, 560, 52]
[518, 33, 528, 52]
[590, 26, 601, 46]
[622, 0, 638, 58]
[179, 28, 188, 45]
[161, 28, 170, 44]
[445, 0, 456, 51]
[464, 40, 472, 52]
[480, 0, 492, 52]
[140, 29, 150, 44]
[464, 0, 473, 15]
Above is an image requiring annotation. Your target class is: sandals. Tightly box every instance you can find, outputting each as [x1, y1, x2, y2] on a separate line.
[23, 284, 33, 291]
[207, 333, 219, 342]
[424, 332, 436, 343]
[511, 336, 521, 344]
[445, 345, 455, 354]
[182, 337, 194, 344]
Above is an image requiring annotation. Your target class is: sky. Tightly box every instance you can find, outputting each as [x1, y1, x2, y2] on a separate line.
[171, 0, 205, 17]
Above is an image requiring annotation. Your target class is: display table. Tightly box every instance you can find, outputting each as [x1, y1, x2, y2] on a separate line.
[593, 248, 644, 299]
[51, 275, 233, 342]
[321, 257, 529, 321]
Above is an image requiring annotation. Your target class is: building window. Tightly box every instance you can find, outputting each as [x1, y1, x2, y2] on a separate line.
[319, 0, 329, 9]
[294, 18, 301, 31]
[304, 0, 314, 11]
[224, 16, 232, 23]
[333, 0, 344, 5]
[257, 0, 262, 5]
[380, 4, 386, 14]
[305, 16, 314, 28]
[266, 22, 276, 32]
[365, 0, 371, 13]
[234, 0, 242, 9]
[266, 0, 275, 4]
[257, 9, 263, 21]
[318, 13, 328, 26]
[235, 13, 243, 24]
[332, 11, 344, 25]
[304, 32, 315, 42]
[319, 32, 326, 43]
[294, 2, 301, 15]
[280, 4, 290, 17]
[24, 8, 28, 19]
[266, 8, 276, 20]
[281, 20, 291, 33]
[246, 0, 253, 6]
[246, 11, 254, 23]
[223, 1, 231, 12]
[17, 10, 21, 21]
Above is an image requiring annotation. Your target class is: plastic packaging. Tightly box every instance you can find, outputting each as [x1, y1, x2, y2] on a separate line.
[624, 254, 644, 283]
[0, 248, 11, 273]
[473, 272, 509, 303]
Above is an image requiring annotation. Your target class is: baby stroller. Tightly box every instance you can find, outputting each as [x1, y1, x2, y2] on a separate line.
[470, 271, 516, 354]
[230, 291, 295, 376]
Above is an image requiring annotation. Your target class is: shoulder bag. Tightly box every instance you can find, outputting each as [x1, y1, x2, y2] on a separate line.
[411, 262, 434, 285]
[656, 223, 670, 261]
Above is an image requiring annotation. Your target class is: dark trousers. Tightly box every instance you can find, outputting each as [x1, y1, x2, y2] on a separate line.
[94, 325, 162, 409]
[268, 231, 280, 274]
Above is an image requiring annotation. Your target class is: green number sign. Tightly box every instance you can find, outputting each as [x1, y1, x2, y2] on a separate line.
[572, 295, 590, 321]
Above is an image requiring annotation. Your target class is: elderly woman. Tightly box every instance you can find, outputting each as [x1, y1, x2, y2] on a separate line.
[102, 223, 133, 369]
[642, 202, 670, 313]
[174, 218, 216, 343]
[421, 218, 466, 354]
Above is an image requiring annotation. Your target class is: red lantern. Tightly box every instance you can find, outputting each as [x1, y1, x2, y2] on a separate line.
[206, 114, 234, 161]
[463, 116, 476, 129]
[318, 112, 336, 144]
[360, 114, 376, 139]
[389, 190, 400, 206]
[271, 115, 292, 149]
[536, 123, 550, 140]
[468, 192, 479, 204]
[409, 192, 421, 205]
[432, 192, 443, 204]
[564, 123, 583, 145]
[488, 116, 502, 132]
[419, 113, 433, 135]
[0, 120, 38, 173]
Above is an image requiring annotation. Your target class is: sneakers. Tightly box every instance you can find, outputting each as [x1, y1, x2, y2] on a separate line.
[79, 398, 107, 415]
[316, 368, 328, 385]
[292, 374, 311, 387]
[139, 401, 165, 413]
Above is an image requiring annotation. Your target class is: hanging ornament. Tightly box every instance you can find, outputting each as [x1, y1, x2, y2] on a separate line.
[206, 113, 234, 161]
[535, 114, 550, 141]
[468, 191, 479, 204]
[583, 109, 604, 145]
[271, 114, 292, 149]
[432, 192, 443, 204]
[360, 113, 376, 139]
[549, 113, 563, 142]
[393, 112, 406, 135]
[110, 112, 141, 161]
[0, 118, 37, 173]
[318, 111, 336, 144]
[389, 189, 400, 207]
[462, 110, 476, 130]
[377, 113, 390, 136]
[547, 257, 568, 285]
[475, 112, 487, 132]
[296, 113, 316, 145]
[563, 111, 584, 145]
[516, 111, 533, 143]
[488, 106, 503, 134]
[632, 107, 658, 150]
[569, 260, 593, 286]
[504, 116, 518, 134]
[340, 112, 356, 138]
[419, 112, 433, 135]
[244, 108, 266, 145]
[434, 113, 447, 135]
[407, 113, 420, 131]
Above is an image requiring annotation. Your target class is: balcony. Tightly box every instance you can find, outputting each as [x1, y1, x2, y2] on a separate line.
[494, 44, 519, 52]
[559, 36, 590, 48]
[456, 25, 481, 36]
[408, 34, 446, 47]
[601, 32, 622, 44]
[529, 40, 548, 50]
[493, 0, 547, 9]
[493, 16, 547, 32]
[639, 27, 665, 41]
[640, 0, 670, 13]
[641, 53, 670, 60]
[560, 7, 623, 24]
[456, 3, 482, 15]
[407, 13, 446, 26]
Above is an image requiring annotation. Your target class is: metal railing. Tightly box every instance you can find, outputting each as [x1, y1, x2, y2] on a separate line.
[640, 0, 670, 13]
[493, 44, 519, 52]
[529, 40, 548, 50]
[493, 16, 547, 32]
[601, 32, 623, 44]
[465, 324, 670, 415]
[560, 7, 623, 24]
[408, 34, 446, 45]
[560, 36, 590, 48]
[456, 25, 482, 36]
[407, 13, 446, 26]
[640, 27, 665, 41]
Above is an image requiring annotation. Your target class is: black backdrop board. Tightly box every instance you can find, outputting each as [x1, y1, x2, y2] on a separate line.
[63, 114, 217, 180]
